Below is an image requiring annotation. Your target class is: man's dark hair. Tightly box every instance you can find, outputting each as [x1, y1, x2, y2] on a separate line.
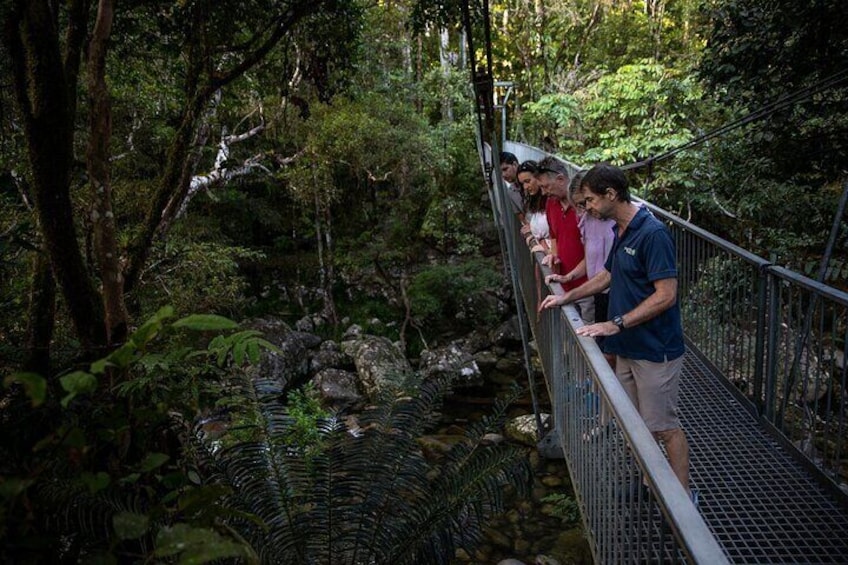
[499, 151, 518, 165]
[580, 163, 631, 203]
[516, 160, 538, 175]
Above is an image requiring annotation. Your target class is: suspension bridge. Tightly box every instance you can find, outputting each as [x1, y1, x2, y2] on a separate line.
[486, 140, 848, 564]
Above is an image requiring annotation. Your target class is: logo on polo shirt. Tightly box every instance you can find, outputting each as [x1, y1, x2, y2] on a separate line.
[624, 246, 636, 256]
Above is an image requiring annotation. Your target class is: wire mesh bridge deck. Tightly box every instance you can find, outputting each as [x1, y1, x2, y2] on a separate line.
[492, 141, 848, 563]
[681, 352, 848, 562]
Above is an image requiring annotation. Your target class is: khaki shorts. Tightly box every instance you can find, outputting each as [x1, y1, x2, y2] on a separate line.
[615, 355, 683, 432]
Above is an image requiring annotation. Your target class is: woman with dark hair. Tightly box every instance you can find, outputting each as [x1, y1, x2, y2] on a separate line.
[516, 160, 549, 254]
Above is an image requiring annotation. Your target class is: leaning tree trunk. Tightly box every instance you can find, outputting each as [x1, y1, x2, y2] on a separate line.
[87, 0, 128, 345]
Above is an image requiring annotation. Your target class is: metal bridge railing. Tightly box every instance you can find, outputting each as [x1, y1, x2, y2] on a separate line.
[644, 201, 848, 491]
[491, 143, 729, 564]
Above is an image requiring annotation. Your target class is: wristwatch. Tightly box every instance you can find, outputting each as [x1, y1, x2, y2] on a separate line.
[612, 315, 625, 329]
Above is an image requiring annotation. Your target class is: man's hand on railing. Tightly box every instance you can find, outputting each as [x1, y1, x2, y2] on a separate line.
[541, 254, 560, 268]
[546, 273, 573, 285]
[538, 293, 568, 311]
[575, 321, 621, 338]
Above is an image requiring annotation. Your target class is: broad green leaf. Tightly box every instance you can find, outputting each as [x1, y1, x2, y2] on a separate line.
[187, 469, 202, 485]
[120, 472, 141, 485]
[127, 306, 175, 347]
[138, 452, 169, 473]
[246, 340, 260, 364]
[152, 304, 175, 322]
[89, 358, 112, 375]
[177, 484, 233, 514]
[107, 342, 137, 368]
[60, 371, 98, 407]
[173, 315, 238, 331]
[113, 511, 149, 540]
[4, 372, 47, 407]
[0, 477, 33, 499]
[80, 471, 111, 494]
[232, 339, 247, 366]
[155, 524, 246, 563]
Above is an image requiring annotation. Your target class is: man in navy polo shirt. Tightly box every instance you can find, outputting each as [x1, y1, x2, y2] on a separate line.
[538, 163, 691, 498]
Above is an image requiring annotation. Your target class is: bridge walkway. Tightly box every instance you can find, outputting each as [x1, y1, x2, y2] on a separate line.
[680, 351, 848, 562]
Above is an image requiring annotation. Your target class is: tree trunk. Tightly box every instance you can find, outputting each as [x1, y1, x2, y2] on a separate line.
[312, 169, 338, 324]
[23, 250, 55, 375]
[87, 0, 128, 345]
[4, 1, 107, 352]
[439, 28, 453, 122]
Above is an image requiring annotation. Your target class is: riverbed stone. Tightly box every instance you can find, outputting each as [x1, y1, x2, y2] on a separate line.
[312, 368, 362, 409]
[505, 414, 550, 446]
[419, 342, 483, 388]
[548, 528, 592, 564]
[490, 316, 522, 347]
[309, 340, 354, 375]
[340, 334, 414, 400]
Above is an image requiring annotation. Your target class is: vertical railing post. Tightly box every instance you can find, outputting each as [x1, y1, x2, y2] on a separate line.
[763, 269, 780, 423]
[752, 266, 769, 415]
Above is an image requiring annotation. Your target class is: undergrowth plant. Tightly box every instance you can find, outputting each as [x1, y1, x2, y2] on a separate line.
[0, 306, 278, 564]
[2, 307, 532, 564]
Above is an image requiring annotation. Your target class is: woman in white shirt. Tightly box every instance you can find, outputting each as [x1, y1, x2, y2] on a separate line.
[516, 160, 550, 254]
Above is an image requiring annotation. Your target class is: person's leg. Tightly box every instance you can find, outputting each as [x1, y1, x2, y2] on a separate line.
[655, 428, 690, 494]
[630, 356, 689, 492]
[614, 356, 638, 409]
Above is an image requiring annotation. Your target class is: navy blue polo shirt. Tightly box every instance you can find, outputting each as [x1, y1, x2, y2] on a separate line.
[603, 206, 684, 362]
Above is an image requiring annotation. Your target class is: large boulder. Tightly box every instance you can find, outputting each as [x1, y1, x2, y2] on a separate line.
[310, 340, 354, 375]
[490, 315, 523, 348]
[419, 342, 483, 388]
[312, 368, 363, 410]
[341, 335, 414, 400]
[243, 317, 322, 396]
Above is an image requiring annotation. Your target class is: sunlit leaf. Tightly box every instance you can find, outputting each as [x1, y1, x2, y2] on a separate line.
[173, 315, 238, 331]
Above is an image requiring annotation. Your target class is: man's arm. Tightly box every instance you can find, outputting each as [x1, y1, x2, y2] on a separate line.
[541, 237, 559, 268]
[539, 269, 610, 311]
[575, 277, 677, 337]
[548, 258, 586, 285]
[620, 277, 677, 327]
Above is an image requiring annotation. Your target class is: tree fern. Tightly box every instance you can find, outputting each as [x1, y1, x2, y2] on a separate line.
[196, 374, 532, 564]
